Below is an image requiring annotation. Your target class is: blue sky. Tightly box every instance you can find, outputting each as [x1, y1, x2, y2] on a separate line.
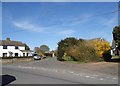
[2, 2, 118, 50]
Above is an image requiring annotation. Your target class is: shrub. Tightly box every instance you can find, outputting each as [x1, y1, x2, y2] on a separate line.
[57, 37, 78, 61]
[102, 50, 112, 61]
[66, 42, 101, 62]
[62, 53, 74, 61]
[57, 37, 102, 62]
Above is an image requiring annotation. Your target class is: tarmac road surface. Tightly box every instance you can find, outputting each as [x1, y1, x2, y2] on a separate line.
[1, 57, 118, 85]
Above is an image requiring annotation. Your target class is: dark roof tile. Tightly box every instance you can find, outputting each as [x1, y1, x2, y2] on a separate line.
[0, 40, 25, 46]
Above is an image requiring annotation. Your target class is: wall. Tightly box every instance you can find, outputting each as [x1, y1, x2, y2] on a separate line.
[19, 46, 25, 50]
[1, 58, 34, 64]
[0, 46, 25, 57]
[0, 46, 2, 57]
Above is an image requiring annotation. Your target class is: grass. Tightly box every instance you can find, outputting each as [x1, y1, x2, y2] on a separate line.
[68, 61, 84, 64]
[112, 55, 120, 59]
[65, 60, 101, 64]
[62, 57, 104, 64]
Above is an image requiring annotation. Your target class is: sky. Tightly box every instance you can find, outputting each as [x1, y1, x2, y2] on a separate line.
[2, 2, 118, 50]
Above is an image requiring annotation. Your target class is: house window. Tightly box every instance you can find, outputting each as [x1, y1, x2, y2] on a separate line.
[23, 53, 25, 56]
[27, 53, 28, 56]
[3, 53, 7, 57]
[15, 46, 18, 49]
[15, 53, 18, 57]
[3, 45, 7, 49]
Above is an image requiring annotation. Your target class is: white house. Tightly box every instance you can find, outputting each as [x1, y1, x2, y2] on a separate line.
[0, 38, 33, 57]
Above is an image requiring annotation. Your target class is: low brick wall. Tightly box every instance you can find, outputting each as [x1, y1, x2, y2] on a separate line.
[0, 57, 34, 64]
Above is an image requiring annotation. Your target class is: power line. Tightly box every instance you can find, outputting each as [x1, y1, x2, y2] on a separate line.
[90, 10, 119, 17]
[118, 1, 120, 26]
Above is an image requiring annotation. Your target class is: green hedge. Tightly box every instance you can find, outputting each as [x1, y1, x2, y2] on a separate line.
[0, 56, 33, 59]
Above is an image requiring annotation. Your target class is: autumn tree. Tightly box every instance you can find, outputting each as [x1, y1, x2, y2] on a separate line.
[90, 38, 111, 58]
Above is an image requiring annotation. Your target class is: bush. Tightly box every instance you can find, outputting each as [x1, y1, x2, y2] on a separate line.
[102, 50, 112, 61]
[66, 43, 101, 62]
[62, 53, 74, 61]
[57, 37, 102, 62]
[57, 37, 78, 61]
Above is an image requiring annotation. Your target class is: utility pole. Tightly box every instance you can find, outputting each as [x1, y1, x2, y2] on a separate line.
[118, 1, 120, 85]
[118, 1, 120, 26]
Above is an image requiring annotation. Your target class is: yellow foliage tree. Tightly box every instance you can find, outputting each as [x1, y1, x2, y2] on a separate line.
[90, 38, 111, 57]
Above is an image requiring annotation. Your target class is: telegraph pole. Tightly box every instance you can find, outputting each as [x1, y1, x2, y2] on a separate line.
[118, 1, 120, 26]
[118, 0, 120, 85]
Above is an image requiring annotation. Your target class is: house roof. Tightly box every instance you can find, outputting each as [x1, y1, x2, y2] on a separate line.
[0, 39, 25, 46]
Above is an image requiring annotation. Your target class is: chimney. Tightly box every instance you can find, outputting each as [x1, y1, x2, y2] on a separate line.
[6, 37, 11, 41]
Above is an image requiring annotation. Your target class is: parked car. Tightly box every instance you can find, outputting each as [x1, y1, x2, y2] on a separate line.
[33, 54, 41, 60]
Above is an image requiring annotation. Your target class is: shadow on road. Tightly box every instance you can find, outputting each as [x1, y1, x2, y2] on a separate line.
[1, 74, 16, 86]
[110, 58, 120, 62]
[106, 58, 120, 63]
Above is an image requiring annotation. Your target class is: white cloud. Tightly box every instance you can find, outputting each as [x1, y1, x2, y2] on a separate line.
[59, 14, 93, 26]
[103, 17, 117, 27]
[12, 21, 43, 32]
[12, 20, 76, 35]
[57, 29, 75, 35]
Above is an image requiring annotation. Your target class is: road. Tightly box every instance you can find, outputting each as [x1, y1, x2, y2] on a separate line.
[1, 57, 118, 85]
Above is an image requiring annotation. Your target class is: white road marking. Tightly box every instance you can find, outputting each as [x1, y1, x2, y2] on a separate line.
[18, 66, 32, 69]
[112, 78, 117, 80]
[85, 75, 90, 78]
[79, 74, 83, 76]
[99, 78, 104, 80]
[90, 76, 95, 79]
[52, 69, 58, 72]
[69, 71, 74, 73]
[11, 65, 118, 82]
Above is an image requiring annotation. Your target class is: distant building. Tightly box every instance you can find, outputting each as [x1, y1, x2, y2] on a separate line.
[111, 39, 119, 56]
[44, 51, 55, 57]
[0, 38, 33, 57]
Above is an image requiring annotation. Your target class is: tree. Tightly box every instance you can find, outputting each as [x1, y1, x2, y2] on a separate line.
[57, 37, 78, 60]
[90, 38, 111, 58]
[112, 26, 120, 50]
[40, 45, 50, 52]
[34, 47, 44, 56]
[24, 43, 30, 50]
[112, 39, 116, 49]
[6, 37, 11, 41]
[57, 37, 101, 62]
